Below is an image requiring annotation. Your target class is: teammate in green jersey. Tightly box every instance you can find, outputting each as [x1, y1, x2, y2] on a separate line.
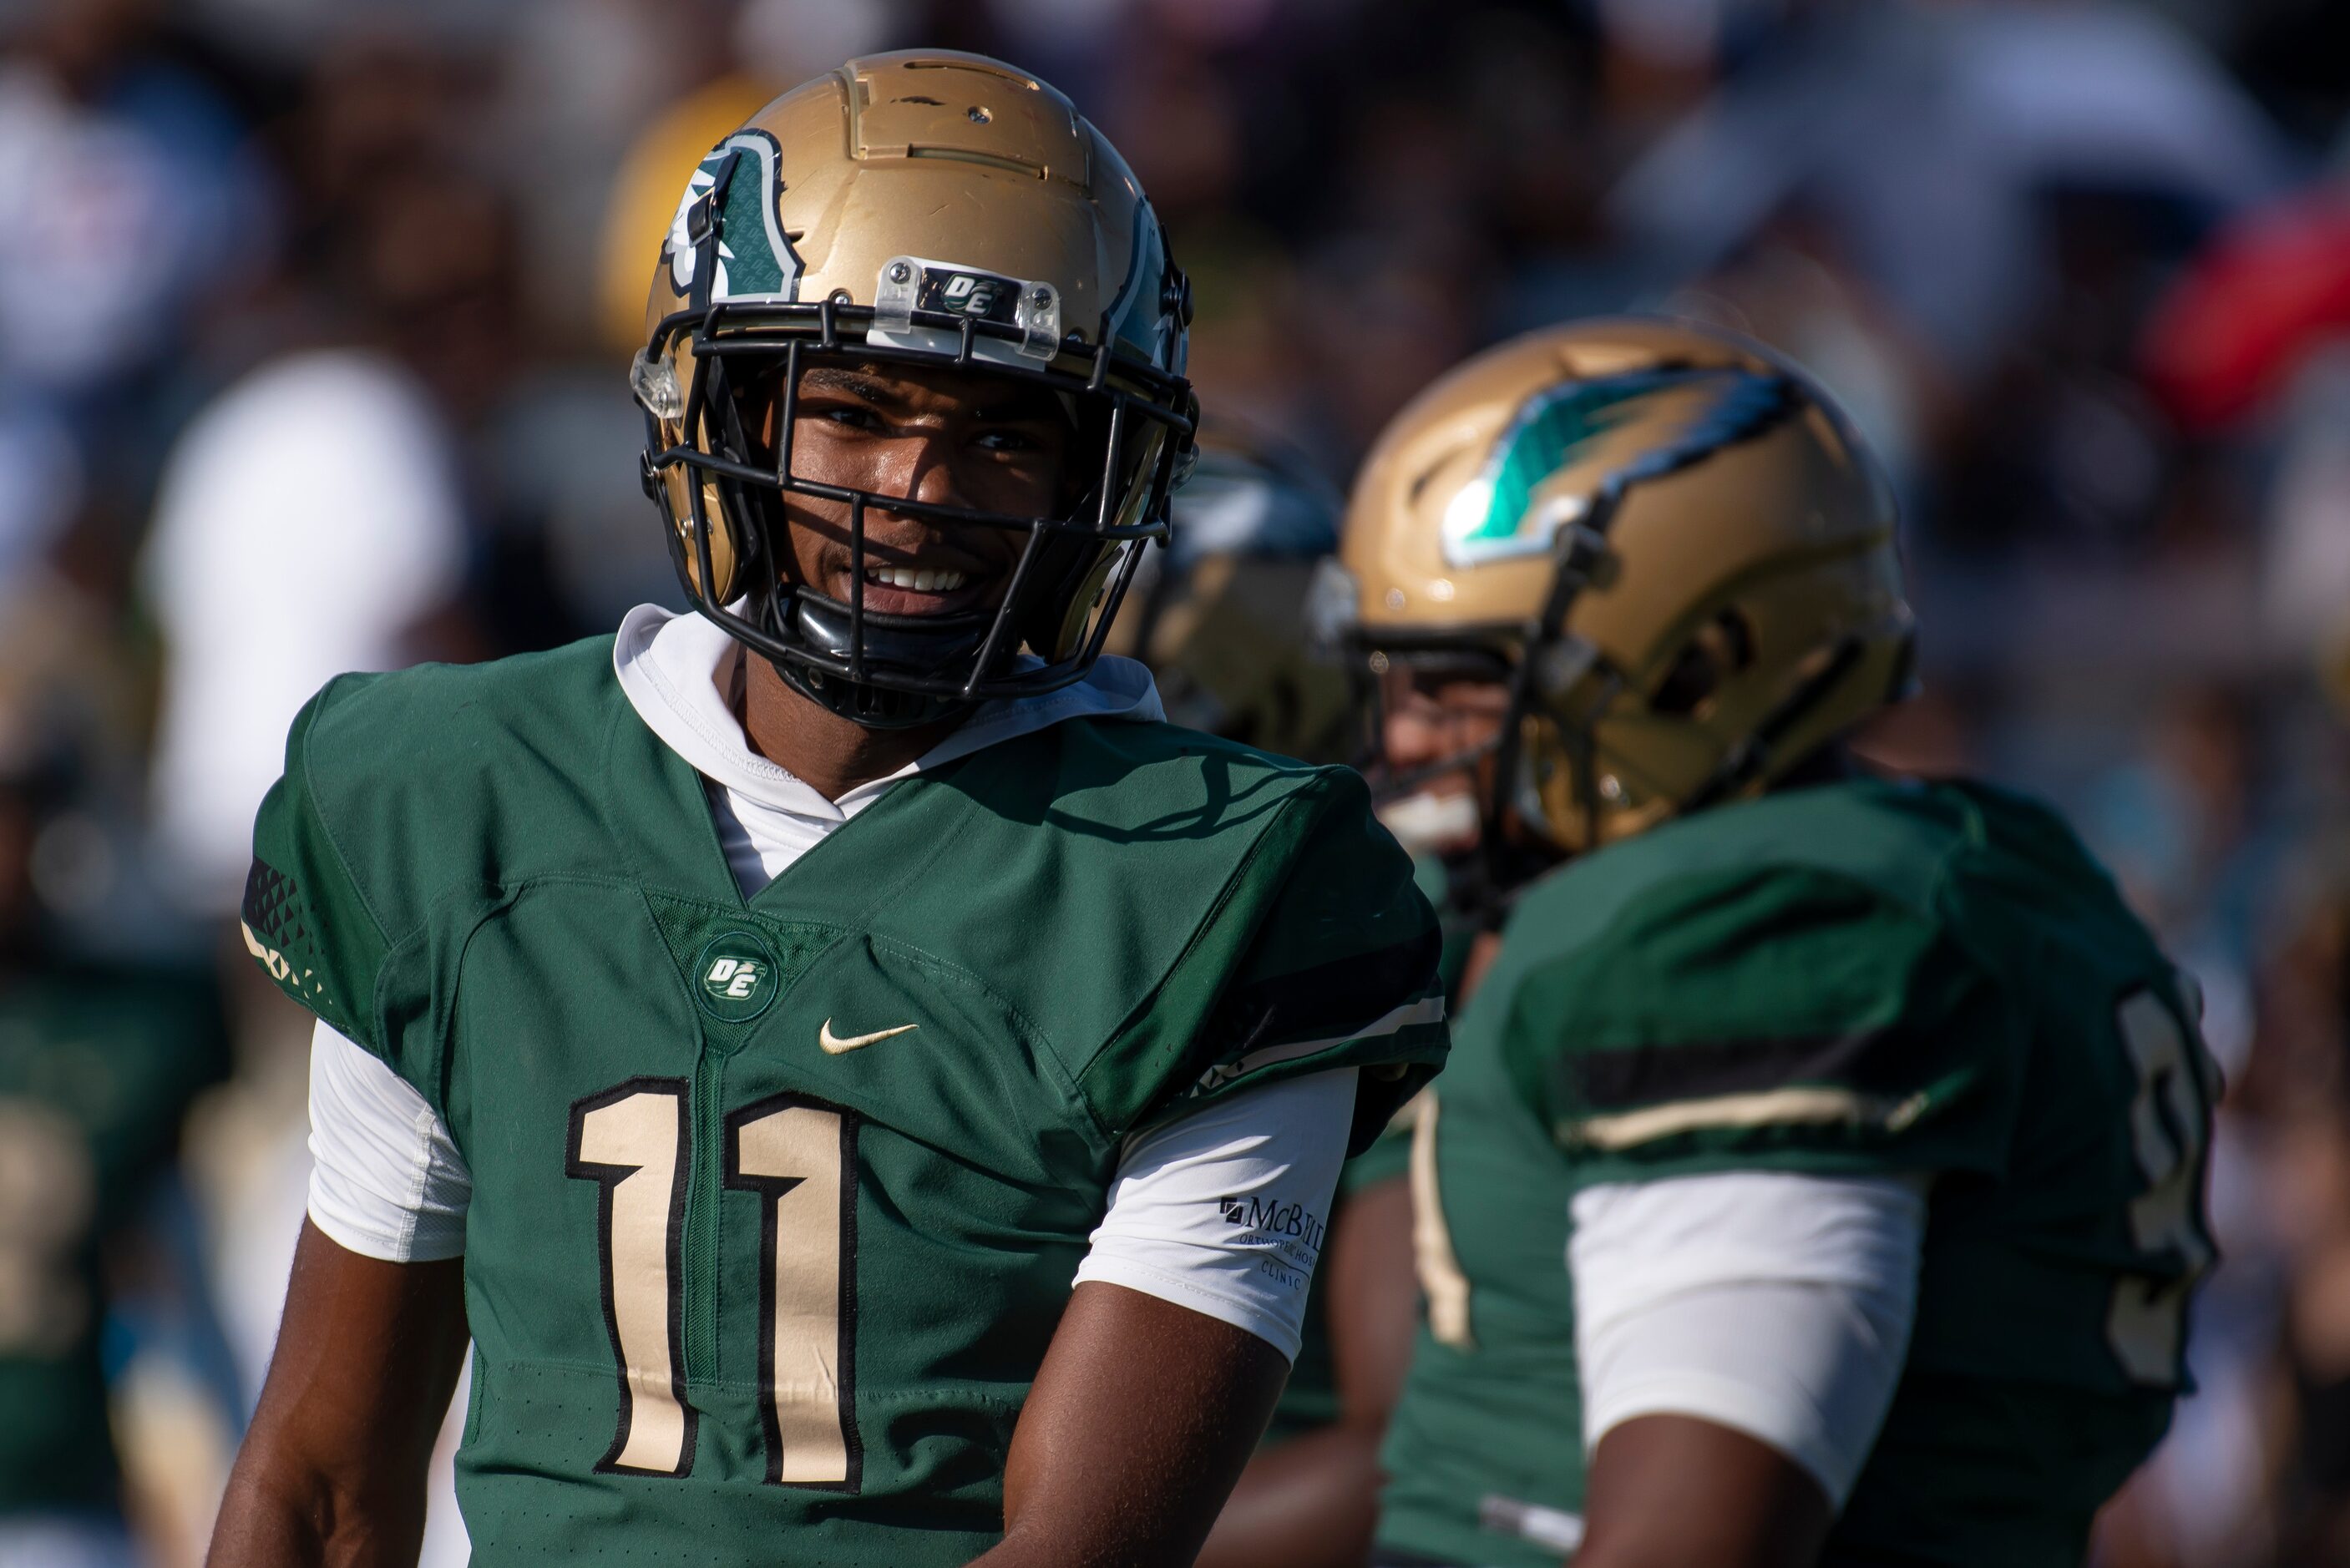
[1314, 316, 2219, 1568]
[0, 748, 233, 1565]
[209, 52, 1446, 1568]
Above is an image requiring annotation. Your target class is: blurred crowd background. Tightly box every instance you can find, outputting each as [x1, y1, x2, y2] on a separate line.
[3, 0, 2349, 1562]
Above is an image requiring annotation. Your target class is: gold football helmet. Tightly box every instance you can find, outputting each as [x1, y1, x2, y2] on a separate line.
[633, 50, 1196, 726]
[1113, 419, 1351, 761]
[1324, 316, 1915, 857]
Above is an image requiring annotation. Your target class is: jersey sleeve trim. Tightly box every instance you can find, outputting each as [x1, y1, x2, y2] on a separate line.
[1572, 1026, 1933, 1113]
[244, 676, 397, 1050]
[1568, 1081, 1929, 1153]
[1504, 861, 2021, 1181]
[1190, 992, 1446, 1097]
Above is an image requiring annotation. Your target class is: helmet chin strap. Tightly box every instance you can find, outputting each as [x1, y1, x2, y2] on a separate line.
[761, 585, 990, 731]
[685, 150, 738, 316]
[1678, 634, 1869, 814]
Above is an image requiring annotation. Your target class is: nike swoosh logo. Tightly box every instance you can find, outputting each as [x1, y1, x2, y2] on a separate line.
[818, 1019, 919, 1055]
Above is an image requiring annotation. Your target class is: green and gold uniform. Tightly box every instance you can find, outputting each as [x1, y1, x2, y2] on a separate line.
[0, 963, 230, 1516]
[1266, 854, 1468, 1445]
[1377, 776, 2216, 1567]
[241, 638, 1446, 1565]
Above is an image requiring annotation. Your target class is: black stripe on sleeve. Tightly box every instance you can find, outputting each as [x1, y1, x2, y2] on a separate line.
[1569, 1027, 1927, 1111]
[1196, 927, 1444, 1068]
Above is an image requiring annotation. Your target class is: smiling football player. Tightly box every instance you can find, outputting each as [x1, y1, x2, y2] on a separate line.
[209, 52, 1446, 1568]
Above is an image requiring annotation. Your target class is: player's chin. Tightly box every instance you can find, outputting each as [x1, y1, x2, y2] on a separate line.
[1375, 786, 1484, 858]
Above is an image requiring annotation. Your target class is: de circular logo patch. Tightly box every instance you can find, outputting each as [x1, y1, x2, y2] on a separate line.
[694, 931, 780, 1022]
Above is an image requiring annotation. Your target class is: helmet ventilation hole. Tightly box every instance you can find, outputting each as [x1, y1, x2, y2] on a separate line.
[1651, 608, 1756, 716]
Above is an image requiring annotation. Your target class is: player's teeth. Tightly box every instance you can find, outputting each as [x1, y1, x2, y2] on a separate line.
[863, 566, 968, 592]
[859, 564, 968, 587]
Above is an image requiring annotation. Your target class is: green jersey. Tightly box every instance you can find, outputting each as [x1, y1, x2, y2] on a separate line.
[1266, 852, 1471, 1445]
[241, 638, 1446, 1566]
[0, 962, 230, 1515]
[1377, 776, 2216, 1568]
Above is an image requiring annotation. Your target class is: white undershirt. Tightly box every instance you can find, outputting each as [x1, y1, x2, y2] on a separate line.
[1570, 1169, 1929, 1510]
[303, 605, 1355, 1359]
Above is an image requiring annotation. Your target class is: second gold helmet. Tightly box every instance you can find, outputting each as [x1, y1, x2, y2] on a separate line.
[1324, 316, 1914, 854]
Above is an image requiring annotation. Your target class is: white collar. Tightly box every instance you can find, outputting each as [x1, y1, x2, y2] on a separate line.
[612, 603, 1162, 825]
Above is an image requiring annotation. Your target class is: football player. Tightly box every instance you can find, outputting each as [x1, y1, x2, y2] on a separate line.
[1110, 419, 1355, 763]
[0, 745, 234, 1568]
[1320, 317, 2219, 1568]
[209, 52, 1446, 1568]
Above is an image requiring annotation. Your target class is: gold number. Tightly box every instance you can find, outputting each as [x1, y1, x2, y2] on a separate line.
[2106, 987, 2219, 1384]
[566, 1080, 695, 1475]
[1410, 1092, 1476, 1349]
[0, 1099, 93, 1355]
[568, 1082, 860, 1488]
[726, 1096, 859, 1489]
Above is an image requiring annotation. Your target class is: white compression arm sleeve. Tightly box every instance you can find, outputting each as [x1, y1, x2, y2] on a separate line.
[1073, 1068, 1358, 1363]
[306, 1019, 472, 1262]
[1570, 1170, 1928, 1507]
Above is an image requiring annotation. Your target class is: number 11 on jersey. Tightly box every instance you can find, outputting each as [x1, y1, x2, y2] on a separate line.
[565, 1080, 860, 1487]
[726, 1094, 862, 1489]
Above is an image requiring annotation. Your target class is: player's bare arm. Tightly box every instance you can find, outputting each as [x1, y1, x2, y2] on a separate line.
[979, 1282, 1290, 1568]
[208, 1223, 467, 1568]
[1573, 1416, 1831, 1568]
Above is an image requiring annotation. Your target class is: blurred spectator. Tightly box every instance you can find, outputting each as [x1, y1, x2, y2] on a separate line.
[2267, 353, 2350, 701]
[130, 59, 529, 1568]
[2140, 186, 2350, 434]
[0, 0, 257, 387]
[0, 405, 89, 604]
[0, 0, 267, 493]
[1294, 226, 1485, 469]
[141, 52, 519, 913]
[139, 347, 467, 916]
[1610, 0, 2292, 386]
